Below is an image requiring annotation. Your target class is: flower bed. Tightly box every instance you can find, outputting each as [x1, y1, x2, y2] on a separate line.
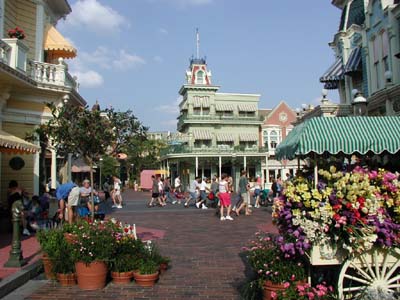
[273, 166, 400, 257]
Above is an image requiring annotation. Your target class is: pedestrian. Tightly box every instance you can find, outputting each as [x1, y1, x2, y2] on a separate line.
[159, 177, 167, 206]
[184, 176, 200, 207]
[148, 175, 163, 207]
[218, 173, 233, 221]
[164, 177, 174, 203]
[253, 175, 262, 208]
[57, 182, 80, 225]
[209, 175, 219, 208]
[276, 175, 283, 197]
[112, 176, 123, 208]
[234, 170, 251, 216]
[174, 175, 182, 193]
[80, 179, 100, 214]
[196, 177, 209, 209]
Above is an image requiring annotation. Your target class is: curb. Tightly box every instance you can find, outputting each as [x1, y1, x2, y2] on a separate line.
[0, 260, 43, 299]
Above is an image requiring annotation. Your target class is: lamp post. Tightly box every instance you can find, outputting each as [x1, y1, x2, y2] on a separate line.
[352, 90, 367, 116]
[99, 157, 103, 190]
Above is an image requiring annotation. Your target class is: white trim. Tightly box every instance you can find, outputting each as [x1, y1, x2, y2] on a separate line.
[33, 137, 40, 195]
[0, 0, 4, 38]
[216, 92, 261, 97]
[35, 0, 45, 61]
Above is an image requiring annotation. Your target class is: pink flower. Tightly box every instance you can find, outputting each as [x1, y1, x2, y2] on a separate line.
[271, 291, 277, 299]
[283, 282, 290, 288]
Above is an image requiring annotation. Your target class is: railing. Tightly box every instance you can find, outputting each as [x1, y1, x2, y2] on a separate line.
[0, 40, 11, 64]
[161, 145, 269, 156]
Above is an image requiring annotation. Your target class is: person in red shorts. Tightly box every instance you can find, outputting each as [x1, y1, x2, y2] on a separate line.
[218, 173, 233, 221]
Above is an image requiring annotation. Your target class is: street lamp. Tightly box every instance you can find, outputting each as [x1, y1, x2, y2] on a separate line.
[99, 158, 103, 190]
[352, 91, 367, 116]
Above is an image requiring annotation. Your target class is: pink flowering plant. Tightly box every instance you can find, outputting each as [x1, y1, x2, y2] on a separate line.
[243, 232, 306, 285]
[273, 166, 400, 257]
[271, 281, 336, 300]
[8, 27, 25, 39]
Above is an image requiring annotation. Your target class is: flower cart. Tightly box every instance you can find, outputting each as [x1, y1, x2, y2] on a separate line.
[275, 116, 400, 300]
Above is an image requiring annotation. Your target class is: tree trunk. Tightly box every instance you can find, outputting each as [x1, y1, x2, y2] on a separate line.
[89, 159, 95, 222]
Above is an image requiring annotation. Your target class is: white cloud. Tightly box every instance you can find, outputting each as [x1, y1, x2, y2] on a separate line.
[62, 0, 127, 35]
[153, 55, 163, 63]
[113, 50, 146, 70]
[159, 28, 168, 35]
[72, 70, 104, 88]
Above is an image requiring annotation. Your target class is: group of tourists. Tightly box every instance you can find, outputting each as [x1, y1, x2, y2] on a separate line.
[147, 171, 275, 221]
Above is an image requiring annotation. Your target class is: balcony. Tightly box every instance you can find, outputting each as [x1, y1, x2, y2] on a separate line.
[177, 114, 264, 130]
[161, 144, 269, 157]
[0, 38, 78, 91]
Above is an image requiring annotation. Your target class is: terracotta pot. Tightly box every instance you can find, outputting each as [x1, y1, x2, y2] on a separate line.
[75, 261, 108, 290]
[133, 271, 159, 287]
[159, 263, 168, 274]
[263, 281, 286, 300]
[56, 273, 76, 287]
[111, 271, 133, 285]
[64, 233, 77, 244]
[42, 254, 56, 280]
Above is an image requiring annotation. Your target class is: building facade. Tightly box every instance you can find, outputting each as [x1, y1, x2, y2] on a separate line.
[160, 57, 266, 189]
[319, 0, 400, 116]
[0, 0, 86, 207]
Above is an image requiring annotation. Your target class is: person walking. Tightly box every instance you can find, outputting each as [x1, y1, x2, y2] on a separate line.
[164, 177, 174, 204]
[148, 175, 163, 207]
[185, 176, 200, 208]
[234, 170, 251, 216]
[253, 175, 262, 208]
[112, 176, 123, 208]
[218, 173, 233, 221]
[172, 175, 182, 204]
[196, 177, 209, 209]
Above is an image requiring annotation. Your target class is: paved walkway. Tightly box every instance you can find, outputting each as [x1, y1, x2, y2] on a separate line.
[13, 190, 277, 300]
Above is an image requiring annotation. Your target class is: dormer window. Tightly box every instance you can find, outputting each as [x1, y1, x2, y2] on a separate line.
[196, 70, 204, 84]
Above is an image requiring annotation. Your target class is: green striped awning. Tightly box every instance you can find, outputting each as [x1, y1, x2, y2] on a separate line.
[275, 116, 400, 160]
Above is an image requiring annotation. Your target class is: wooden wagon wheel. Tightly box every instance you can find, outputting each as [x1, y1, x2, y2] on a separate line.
[338, 247, 400, 300]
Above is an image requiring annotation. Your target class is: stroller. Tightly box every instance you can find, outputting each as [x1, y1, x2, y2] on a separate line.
[259, 189, 272, 206]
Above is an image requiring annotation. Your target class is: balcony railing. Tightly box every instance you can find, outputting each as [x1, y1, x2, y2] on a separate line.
[0, 38, 78, 90]
[161, 145, 269, 156]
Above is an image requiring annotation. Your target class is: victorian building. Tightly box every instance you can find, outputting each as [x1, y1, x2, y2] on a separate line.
[0, 0, 86, 207]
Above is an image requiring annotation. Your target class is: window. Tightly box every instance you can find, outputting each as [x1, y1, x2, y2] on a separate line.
[270, 130, 279, 149]
[194, 140, 211, 148]
[196, 71, 204, 84]
[193, 108, 201, 115]
[263, 131, 269, 148]
[202, 108, 210, 115]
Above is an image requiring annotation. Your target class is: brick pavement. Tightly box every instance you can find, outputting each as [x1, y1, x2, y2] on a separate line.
[24, 190, 277, 300]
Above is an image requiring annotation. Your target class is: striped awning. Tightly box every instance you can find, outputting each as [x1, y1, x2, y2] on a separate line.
[238, 104, 257, 112]
[324, 81, 339, 90]
[239, 132, 258, 142]
[215, 103, 234, 111]
[276, 116, 400, 160]
[193, 130, 213, 140]
[180, 101, 188, 110]
[0, 129, 40, 154]
[216, 133, 234, 142]
[193, 96, 210, 108]
[320, 59, 344, 83]
[344, 47, 362, 74]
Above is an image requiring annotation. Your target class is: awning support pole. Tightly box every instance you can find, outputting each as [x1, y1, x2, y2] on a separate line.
[314, 155, 318, 189]
[219, 156, 222, 180]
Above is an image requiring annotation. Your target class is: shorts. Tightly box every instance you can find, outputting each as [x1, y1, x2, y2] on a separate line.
[189, 192, 198, 200]
[219, 192, 231, 207]
[254, 189, 261, 196]
[152, 193, 159, 198]
[67, 187, 80, 207]
[114, 190, 121, 196]
[241, 192, 250, 205]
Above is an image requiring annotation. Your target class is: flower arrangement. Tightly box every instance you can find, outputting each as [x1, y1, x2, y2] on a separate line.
[273, 166, 400, 257]
[7, 27, 25, 39]
[243, 232, 306, 285]
[272, 281, 336, 300]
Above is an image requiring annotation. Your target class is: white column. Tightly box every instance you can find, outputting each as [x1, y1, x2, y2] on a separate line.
[0, 0, 4, 38]
[50, 149, 57, 189]
[243, 156, 247, 170]
[265, 155, 270, 184]
[33, 137, 40, 195]
[219, 156, 222, 180]
[195, 156, 198, 177]
[67, 153, 72, 182]
[167, 159, 170, 177]
[35, 0, 45, 62]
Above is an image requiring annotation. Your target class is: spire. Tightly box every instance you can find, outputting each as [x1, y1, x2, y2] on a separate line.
[196, 28, 200, 59]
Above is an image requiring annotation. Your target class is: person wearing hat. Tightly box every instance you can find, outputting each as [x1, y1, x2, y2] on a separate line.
[80, 179, 99, 214]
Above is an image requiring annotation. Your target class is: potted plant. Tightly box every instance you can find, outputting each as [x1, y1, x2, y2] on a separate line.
[145, 242, 170, 274]
[133, 259, 160, 287]
[70, 220, 117, 290]
[271, 281, 336, 300]
[7, 27, 25, 39]
[50, 232, 76, 286]
[109, 236, 144, 285]
[158, 256, 171, 274]
[37, 229, 62, 280]
[243, 232, 307, 300]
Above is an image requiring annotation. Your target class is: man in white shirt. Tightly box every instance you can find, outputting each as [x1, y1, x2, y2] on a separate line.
[196, 177, 209, 209]
[184, 177, 200, 207]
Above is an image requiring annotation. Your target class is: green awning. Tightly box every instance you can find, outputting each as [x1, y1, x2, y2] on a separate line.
[276, 116, 400, 160]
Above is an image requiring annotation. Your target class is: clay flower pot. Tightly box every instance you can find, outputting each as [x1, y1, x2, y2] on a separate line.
[133, 271, 159, 287]
[111, 271, 133, 285]
[42, 254, 56, 280]
[263, 281, 286, 300]
[75, 261, 108, 290]
[56, 273, 76, 287]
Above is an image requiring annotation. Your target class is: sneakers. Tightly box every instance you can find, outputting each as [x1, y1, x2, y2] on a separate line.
[23, 228, 30, 236]
[255, 204, 260, 208]
[226, 216, 234, 221]
[184, 203, 188, 208]
[172, 200, 177, 204]
[30, 222, 40, 230]
[248, 204, 253, 208]
[117, 204, 123, 209]
[202, 204, 208, 210]
[220, 216, 226, 221]
[195, 202, 201, 209]
[112, 204, 117, 208]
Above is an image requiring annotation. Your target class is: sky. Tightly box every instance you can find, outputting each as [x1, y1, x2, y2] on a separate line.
[58, 0, 342, 132]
